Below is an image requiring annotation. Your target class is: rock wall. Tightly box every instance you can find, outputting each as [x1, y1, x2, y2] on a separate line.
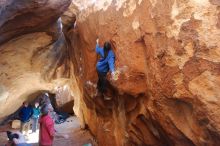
[66, 0, 220, 145]
[1, 0, 220, 145]
[0, 0, 73, 119]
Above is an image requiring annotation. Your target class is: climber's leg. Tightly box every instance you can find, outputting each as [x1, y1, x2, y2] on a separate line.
[97, 71, 107, 94]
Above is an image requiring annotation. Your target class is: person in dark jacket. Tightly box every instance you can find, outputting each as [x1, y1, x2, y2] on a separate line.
[19, 102, 33, 136]
[95, 38, 117, 100]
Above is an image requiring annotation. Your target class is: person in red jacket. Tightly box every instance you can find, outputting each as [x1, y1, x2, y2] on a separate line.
[39, 105, 55, 146]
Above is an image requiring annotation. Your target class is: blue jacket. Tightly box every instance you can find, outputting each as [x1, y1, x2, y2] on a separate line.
[96, 44, 115, 73]
[19, 106, 33, 123]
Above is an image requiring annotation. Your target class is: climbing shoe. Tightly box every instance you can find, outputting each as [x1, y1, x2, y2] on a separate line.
[103, 94, 112, 100]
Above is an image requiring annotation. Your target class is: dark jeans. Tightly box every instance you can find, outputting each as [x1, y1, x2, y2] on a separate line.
[97, 71, 107, 94]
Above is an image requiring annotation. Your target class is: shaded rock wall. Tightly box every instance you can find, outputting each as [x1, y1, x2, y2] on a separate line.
[0, 0, 71, 44]
[66, 0, 220, 146]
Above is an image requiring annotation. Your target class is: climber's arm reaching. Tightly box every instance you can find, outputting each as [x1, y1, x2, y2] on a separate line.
[96, 38, 101, 54]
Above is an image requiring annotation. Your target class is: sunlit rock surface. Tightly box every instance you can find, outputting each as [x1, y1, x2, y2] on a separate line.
[66, 0, 220, 145]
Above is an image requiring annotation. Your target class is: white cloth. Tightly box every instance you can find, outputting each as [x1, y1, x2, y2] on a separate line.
[12, 132, 26, 144]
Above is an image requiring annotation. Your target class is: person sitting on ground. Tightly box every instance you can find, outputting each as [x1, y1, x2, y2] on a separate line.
[6, 131, 31, 146]
[39, 104, 55, 146]
[95, 38, 117, 100]
[19, 102, 33, 136]
[31, 102, 40, 133]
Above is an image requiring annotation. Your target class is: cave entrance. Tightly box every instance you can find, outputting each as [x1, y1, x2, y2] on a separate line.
[0, 90, 94, 146]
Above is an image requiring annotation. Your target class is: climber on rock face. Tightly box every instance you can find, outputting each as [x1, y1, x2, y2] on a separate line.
[95, 38, 117, 100]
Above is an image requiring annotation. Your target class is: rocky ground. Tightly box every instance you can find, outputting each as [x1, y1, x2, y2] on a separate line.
[0, 116, 95, 146]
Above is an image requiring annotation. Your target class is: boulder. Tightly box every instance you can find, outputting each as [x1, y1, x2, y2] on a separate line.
[66, 0, 220, 145]
[11, 120, 21, 129]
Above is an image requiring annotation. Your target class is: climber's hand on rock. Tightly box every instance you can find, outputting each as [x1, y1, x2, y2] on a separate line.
[96, 38, 99, 44]
[111, 71, 119, 81]
[111, 71, 115, 80]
